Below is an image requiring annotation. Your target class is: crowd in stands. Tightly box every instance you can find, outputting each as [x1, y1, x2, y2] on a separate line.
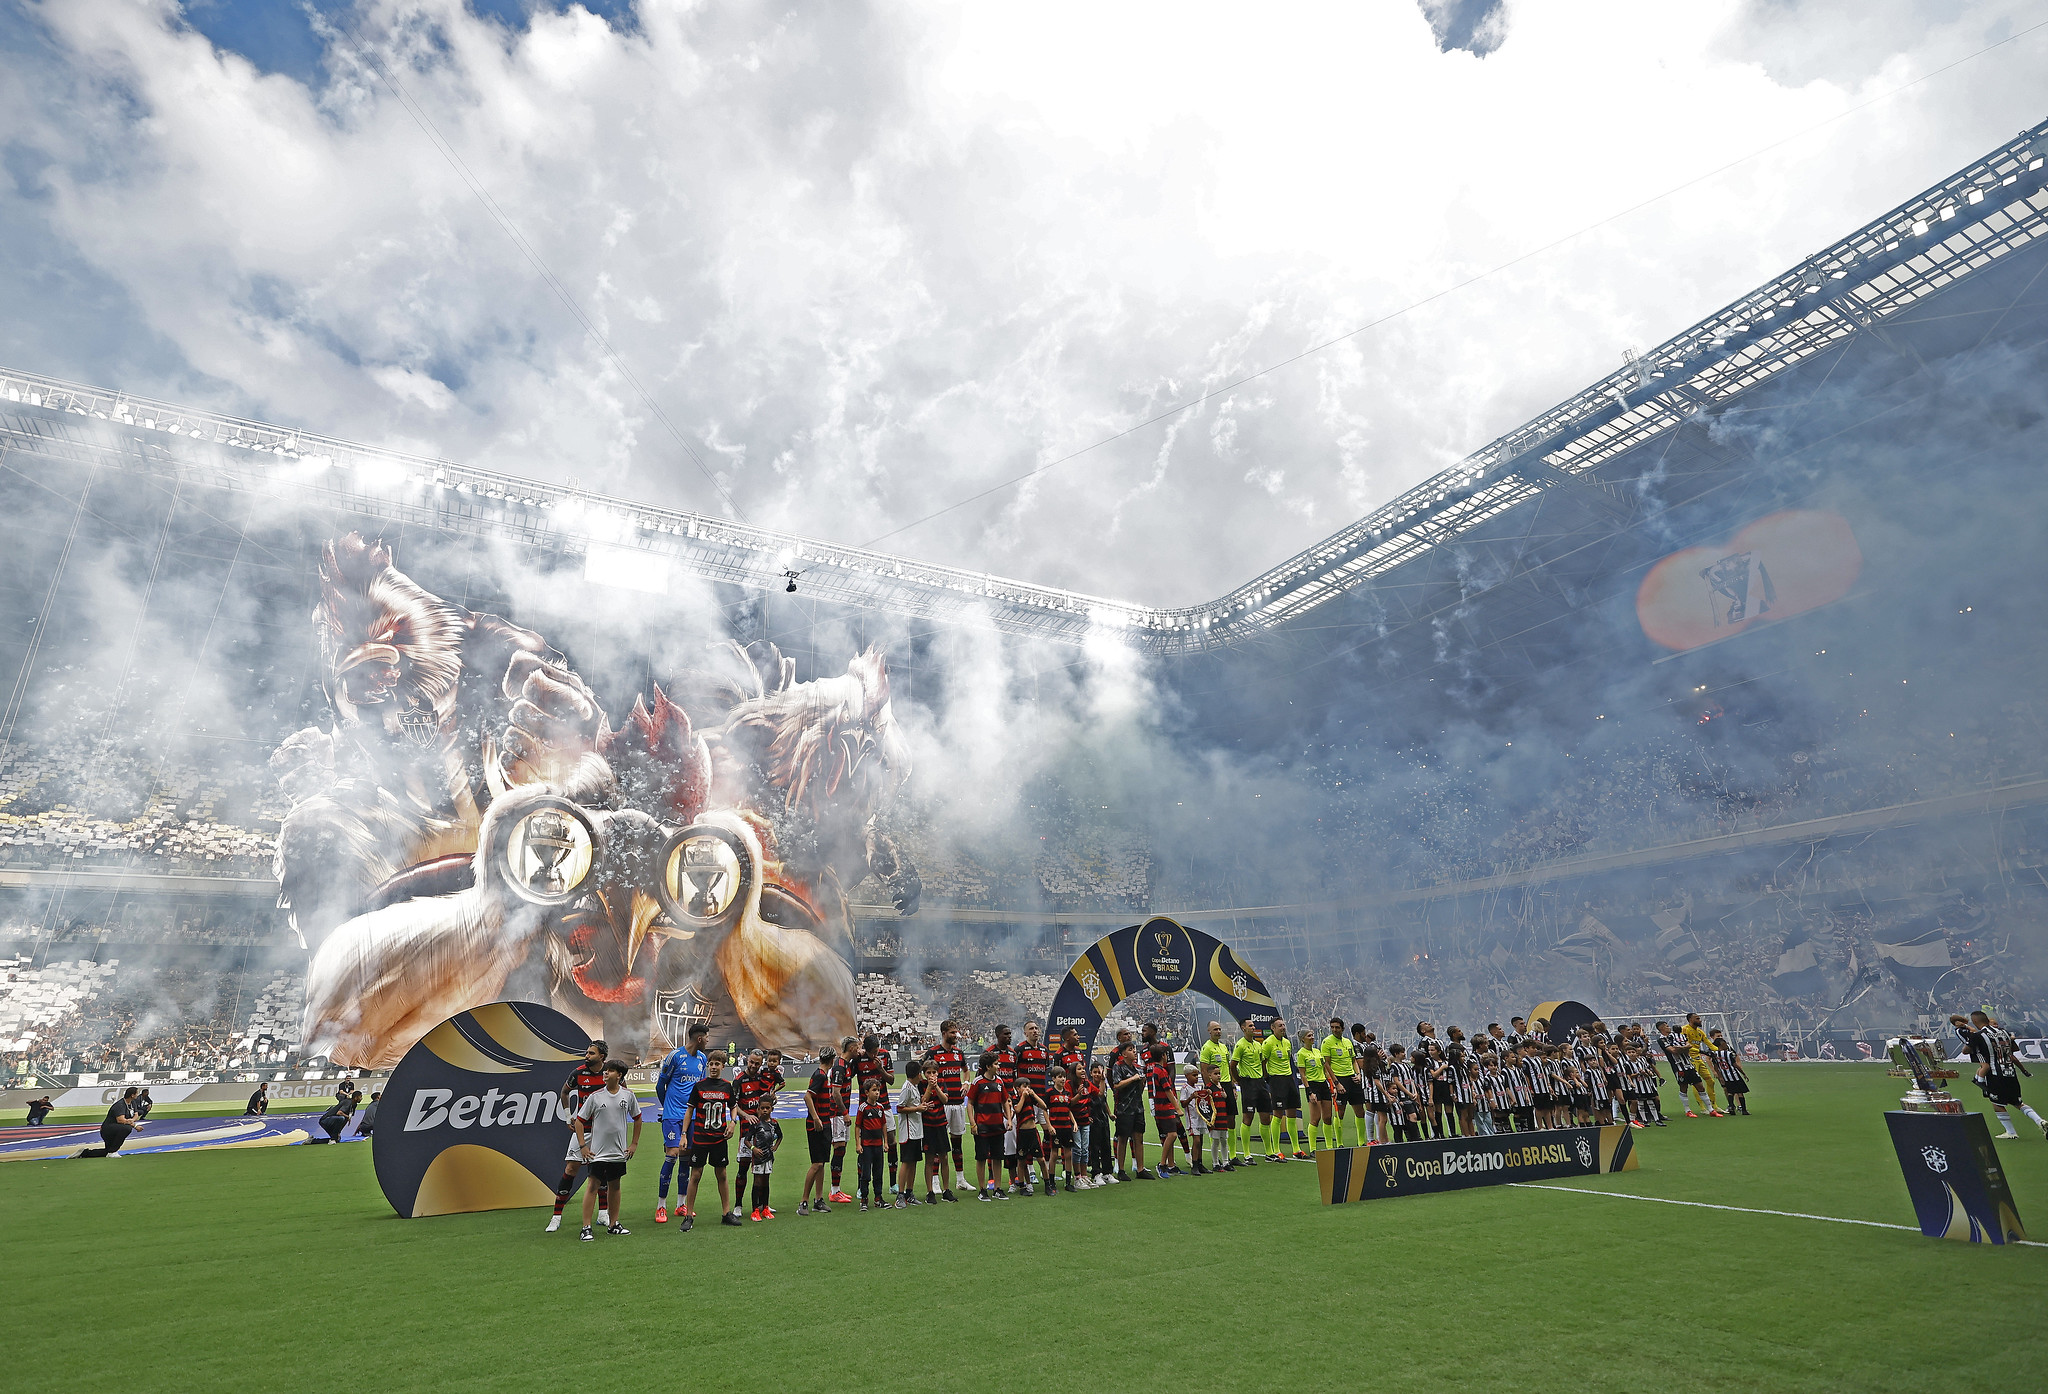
[853, 969, 1063, 1048]
[0, 677, 287, 877]
[1283, 703, 2045, 895]
[0, 956, 119, 1058]
[0, 955, 306, 1077]
[2, 904, 289, 948]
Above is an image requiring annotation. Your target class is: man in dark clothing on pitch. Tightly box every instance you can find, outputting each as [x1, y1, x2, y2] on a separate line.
[81, 1088, 143, 1157]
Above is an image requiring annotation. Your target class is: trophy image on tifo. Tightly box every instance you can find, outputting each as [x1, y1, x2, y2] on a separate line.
[1886, 1035, 1964, 1114]
[522, 810, 578, 897]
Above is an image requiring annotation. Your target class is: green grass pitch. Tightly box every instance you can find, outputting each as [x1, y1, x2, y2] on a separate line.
[4, 1065, 2043, 1393]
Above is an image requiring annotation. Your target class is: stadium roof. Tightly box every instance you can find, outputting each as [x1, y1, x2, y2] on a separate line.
[2, 121, 2044, 656]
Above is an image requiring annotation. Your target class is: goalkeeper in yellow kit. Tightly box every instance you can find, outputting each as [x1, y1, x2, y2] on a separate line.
[1681, 1013, 1725, 1116]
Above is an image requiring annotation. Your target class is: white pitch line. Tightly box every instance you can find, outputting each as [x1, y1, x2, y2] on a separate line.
[1508, 1182, 2047, 1249]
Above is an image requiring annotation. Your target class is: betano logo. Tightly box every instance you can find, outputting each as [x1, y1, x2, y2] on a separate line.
[403, 1087, 573, 1132]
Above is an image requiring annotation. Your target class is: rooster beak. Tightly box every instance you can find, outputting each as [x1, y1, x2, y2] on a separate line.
[626, 889, 662, 967]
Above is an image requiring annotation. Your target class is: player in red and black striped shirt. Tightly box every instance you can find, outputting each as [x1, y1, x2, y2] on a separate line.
[799, 1047, 841, 1215]
[966, 1052, 1012, 1200]
[854, 1081, 891, 1210]
[923, 1019, 970, 1184]
[1057, 1026, 1087, 1082]
[1045, 1067, 1080, 1193]
[548, 1039, 610, 1231]
[1014, 1022, 1052, 1192]
[1147, 1044, 1185, 1180]
[681, 1053, 742, 1230]
[828, 1035, 857, 1202]
[853, 1035, 897, 1186]
[1008, 1078, 1047, 1197]
[992, 1024, 1018, 1088]
[1017, 1022, 1051, 1095]
[916, 1064, 955, 1199]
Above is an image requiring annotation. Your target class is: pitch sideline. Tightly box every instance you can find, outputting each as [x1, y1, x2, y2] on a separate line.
[1509, 1181, 2047, 1248]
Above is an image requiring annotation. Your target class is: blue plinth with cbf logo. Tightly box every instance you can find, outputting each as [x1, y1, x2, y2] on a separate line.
[1884, 1110, 2027, 1244]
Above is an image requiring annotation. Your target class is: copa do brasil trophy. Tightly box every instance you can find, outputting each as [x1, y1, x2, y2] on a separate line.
[1881, 1035, 2026, 1244]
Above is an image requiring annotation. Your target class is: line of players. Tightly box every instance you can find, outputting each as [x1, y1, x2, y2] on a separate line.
[543, 1007, 1755, 1236]
[1225, 1011, 1757, 1147]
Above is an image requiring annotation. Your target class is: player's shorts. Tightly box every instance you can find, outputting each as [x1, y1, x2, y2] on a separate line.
[752, 1159, 773, 1176]
[1268, 1078, 1301, 1112]
[1980, 1074, 2023, 1105]
[1186, 1114, 1208, 1137]
[830, 1116, 849, 1144]
[1154, 1115, 1181, 1137]
[1016, 1131, 1041, 1160]
[945, 1103, 968, 1137]
[1237, 1079, 1271, 1114]
[806, 1126, 832, 1164]
[586, 1158, 627, 1183]
[661, 1119, 686, 1149]
[1114, 1111, 1146, 1139]
[1337, 1077, 1365, 1108]
[899, 1136, 923, 1165]
[686, 1142, 729, 1171]
[1305, 1081, 1332, 1102]
[1676, 1070, 1703, 1088]
[1721, 1078, 1748, 1095]
[974, 1126, 1003, 1162]
[1052, 1127, 1075, 1149]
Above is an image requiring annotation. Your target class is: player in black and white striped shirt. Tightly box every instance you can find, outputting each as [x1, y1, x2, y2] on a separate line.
[1952, 1011, 2044, 1140]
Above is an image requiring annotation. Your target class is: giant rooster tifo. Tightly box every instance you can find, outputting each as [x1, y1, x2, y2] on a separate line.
[270, 533, 921, 1070]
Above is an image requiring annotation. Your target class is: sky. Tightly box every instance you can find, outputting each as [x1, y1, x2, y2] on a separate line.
[1, 0, 2044, 607]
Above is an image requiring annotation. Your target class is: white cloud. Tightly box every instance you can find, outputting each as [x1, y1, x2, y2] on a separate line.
[370, 363, 457, 412]
[2, 0, 2043, 606]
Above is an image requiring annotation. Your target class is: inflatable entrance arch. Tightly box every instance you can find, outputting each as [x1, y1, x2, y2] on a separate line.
[1529, 999, 1601, 1043]
[1042, 916, 1278, 1046]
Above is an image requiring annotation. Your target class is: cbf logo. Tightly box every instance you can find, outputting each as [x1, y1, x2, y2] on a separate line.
[1921, 1146, 1950, 1174]
[1575, 1137, 1594, 1168]
[1080, 970, 1103, 1002]
[1230, 973, 1248, 999]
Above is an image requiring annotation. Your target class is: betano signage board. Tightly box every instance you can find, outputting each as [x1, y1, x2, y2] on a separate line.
[372, 1001, 591, 1218]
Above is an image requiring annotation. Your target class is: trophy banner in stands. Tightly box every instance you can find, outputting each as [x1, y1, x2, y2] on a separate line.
[372, 1001, 590, 1218]
[275, 534, 921, 1073]
[1318, 1125, 1638, 1205]
[1044, 917, 1278, 1045]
